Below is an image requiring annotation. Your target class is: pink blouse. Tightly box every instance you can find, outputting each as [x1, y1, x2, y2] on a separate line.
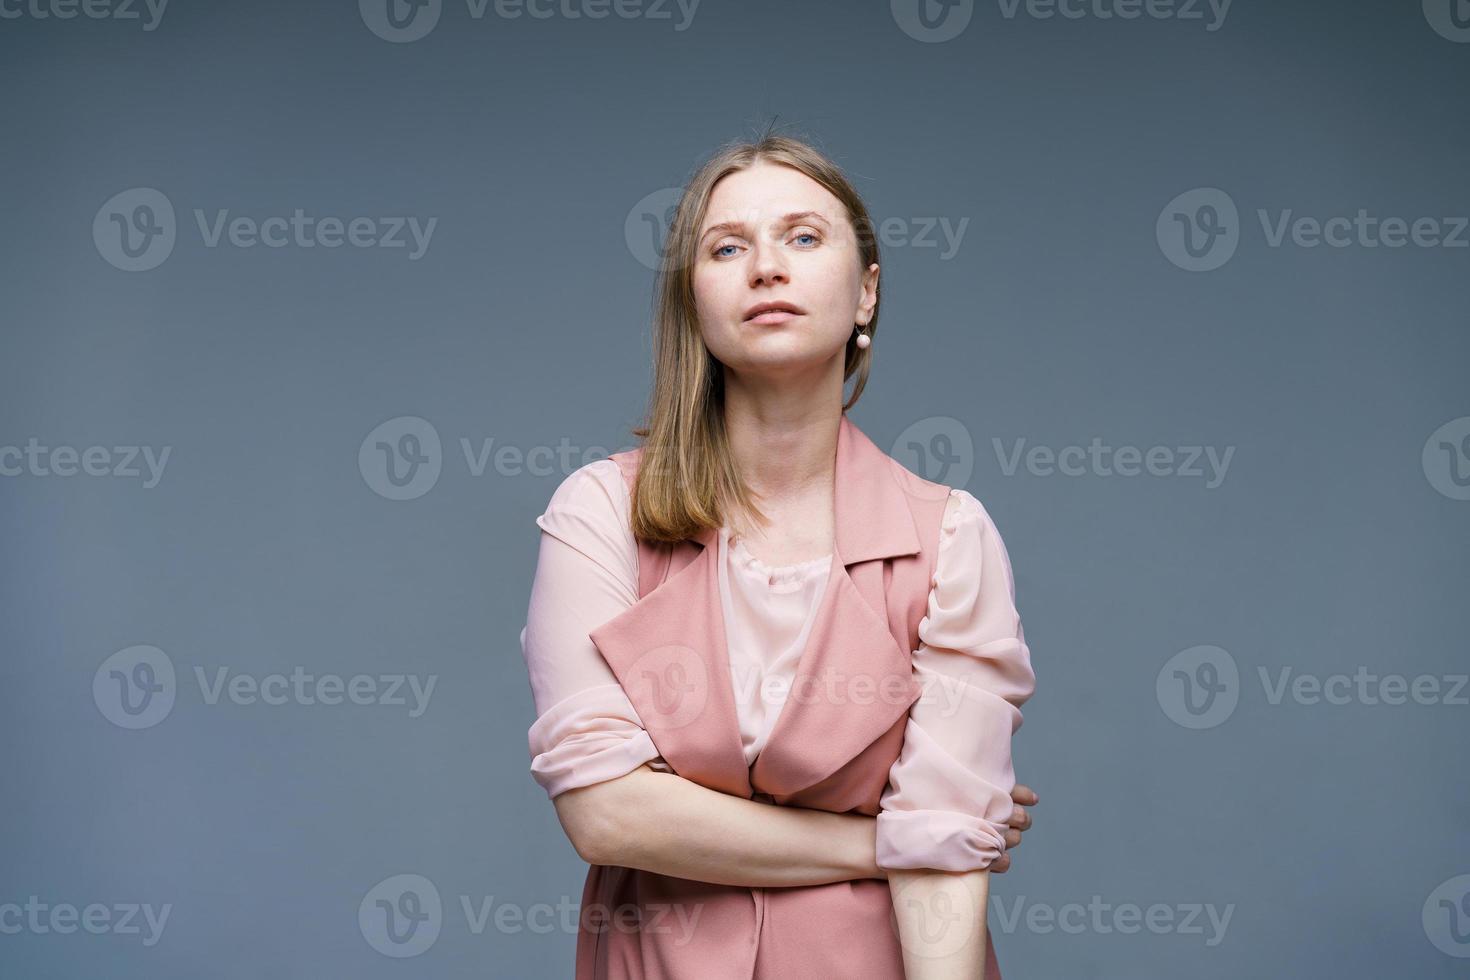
[520, 458, 1035, 872]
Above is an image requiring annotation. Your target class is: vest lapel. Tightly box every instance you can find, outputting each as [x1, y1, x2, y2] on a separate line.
[588, 524, 754, 798]
[587, 414, 923, 800]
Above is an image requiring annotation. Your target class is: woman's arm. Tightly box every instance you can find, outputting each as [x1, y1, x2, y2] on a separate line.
[554, 763, 886, 887]
[558, 768, 1035, 891]
[888, 869, 992, 980]
[876, 491, 1037, 979]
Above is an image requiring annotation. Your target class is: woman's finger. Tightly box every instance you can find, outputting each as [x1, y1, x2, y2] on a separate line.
[1010, 804, 1031, 830]
[1011, 783, 1038, 806]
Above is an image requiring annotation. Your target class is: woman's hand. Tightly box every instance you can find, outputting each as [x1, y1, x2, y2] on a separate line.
[988, 782, 1037, 874]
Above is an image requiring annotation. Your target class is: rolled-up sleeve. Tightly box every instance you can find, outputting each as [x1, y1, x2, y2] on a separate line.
[875, 488, 1036, 872]
[520, 459, 663, 799]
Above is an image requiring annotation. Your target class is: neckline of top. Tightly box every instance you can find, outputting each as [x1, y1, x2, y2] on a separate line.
[725, 531, 833, 580]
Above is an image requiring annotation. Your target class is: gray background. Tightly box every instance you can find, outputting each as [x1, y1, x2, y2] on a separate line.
[2, 0, 1468, 976]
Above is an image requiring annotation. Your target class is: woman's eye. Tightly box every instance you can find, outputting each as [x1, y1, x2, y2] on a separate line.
[711, 231, 819, 257]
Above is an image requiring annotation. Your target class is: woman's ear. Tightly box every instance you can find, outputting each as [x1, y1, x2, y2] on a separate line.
[857, 263, 880, 326]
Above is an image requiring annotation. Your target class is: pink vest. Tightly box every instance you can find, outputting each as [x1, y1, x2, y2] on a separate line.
[578, 414, 1003, 979]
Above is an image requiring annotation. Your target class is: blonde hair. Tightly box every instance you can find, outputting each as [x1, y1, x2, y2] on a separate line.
[628, 125, 882, 544]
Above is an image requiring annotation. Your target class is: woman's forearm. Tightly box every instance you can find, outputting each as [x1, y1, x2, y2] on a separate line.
[888, 868, 992, 980]
[556, 764, 886, 887]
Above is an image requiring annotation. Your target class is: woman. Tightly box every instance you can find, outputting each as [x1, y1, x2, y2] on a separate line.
[520, 132, 1038, 979]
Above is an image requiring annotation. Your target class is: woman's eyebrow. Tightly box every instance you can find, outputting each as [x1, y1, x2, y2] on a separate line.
[699, 210, 830, 243]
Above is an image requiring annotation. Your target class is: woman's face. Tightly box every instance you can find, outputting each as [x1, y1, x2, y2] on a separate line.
[692, 162, 878, 382]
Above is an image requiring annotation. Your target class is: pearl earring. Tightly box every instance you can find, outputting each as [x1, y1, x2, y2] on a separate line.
[855, 327, 871, 349]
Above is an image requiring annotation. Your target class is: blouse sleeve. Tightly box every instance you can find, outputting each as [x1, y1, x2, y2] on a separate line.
[519, 458, 664, 799]
[874, 488, 1037, 872]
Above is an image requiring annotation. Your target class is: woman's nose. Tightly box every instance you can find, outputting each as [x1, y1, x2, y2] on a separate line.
[748, 236, 788, 286]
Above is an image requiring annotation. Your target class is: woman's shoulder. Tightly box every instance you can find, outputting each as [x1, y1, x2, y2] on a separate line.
[545, 456, 628, 504]
[941, 486, 989, 533]
[537, 457, 634, 536]
[938, 486, 1018, 554]
[930, 486, 1020, 606]
[534, 457, 640, 589]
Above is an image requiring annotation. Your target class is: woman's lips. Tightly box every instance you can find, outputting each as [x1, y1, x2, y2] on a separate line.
[747, 311, 802, 325]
